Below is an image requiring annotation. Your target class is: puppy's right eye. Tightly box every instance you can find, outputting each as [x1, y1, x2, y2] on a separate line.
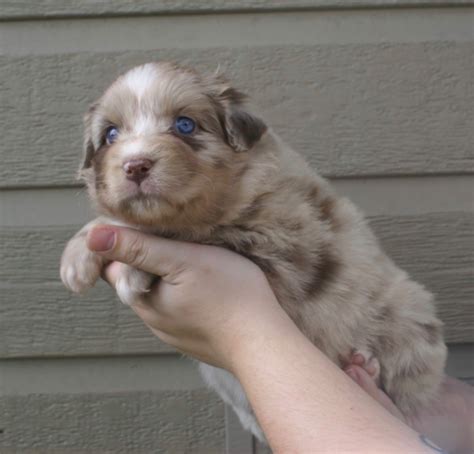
[105, 126, 119, 145]
[175, 116, 196, 135]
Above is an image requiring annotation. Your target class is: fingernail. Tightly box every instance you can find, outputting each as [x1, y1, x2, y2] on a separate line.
[88, 227, 116, 252]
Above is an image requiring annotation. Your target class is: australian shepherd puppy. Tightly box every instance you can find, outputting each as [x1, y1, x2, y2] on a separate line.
[61, 62, 446, 441]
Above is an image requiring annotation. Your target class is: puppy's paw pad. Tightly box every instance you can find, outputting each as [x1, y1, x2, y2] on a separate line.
[350, 349, 381, 383]
[115, 267, 155, 306]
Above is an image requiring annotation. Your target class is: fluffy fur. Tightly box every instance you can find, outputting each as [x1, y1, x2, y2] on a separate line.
[61, 62, 447, 440]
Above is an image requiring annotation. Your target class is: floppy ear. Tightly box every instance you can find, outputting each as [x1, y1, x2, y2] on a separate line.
[80, 103, 98, 170]
[209, 74, 267, 152]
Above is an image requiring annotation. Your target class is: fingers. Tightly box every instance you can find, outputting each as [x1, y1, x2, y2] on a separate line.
[102, 261, 122, 287]
[345, 366, 405, 421]
[87, 225, 197, 280]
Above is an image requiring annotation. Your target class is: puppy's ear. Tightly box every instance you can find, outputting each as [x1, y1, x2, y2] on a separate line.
[209, 74, 267, 152]
[80, 103, 98, 170]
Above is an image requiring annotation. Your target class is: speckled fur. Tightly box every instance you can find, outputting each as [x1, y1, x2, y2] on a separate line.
[60, 62, 447, 440]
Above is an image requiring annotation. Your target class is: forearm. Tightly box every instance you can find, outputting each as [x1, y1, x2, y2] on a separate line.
[231, 307, 432, 453]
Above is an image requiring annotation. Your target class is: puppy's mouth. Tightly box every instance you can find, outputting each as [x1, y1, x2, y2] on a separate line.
[124, 178, 158, 195]
[118, 190, 172, 213]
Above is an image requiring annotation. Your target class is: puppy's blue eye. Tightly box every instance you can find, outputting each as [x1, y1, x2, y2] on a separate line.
[105, 126, 119, 145]
[175, 116, 196, 135]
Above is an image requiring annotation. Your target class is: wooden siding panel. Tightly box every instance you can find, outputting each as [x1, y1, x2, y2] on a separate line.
[0, 283, 172, 357]
[0, 390, 225, 453]
[1, 0, 472, 20]
[1, 4, 471, 452]
[0, 344, 470, 454]
[1, 41, 472, 186]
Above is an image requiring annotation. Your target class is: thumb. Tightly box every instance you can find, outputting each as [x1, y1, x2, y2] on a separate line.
[86, 225, 193, 279]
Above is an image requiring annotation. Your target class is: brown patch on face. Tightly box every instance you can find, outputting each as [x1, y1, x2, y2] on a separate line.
[303, 248, 341, 299]
[170, 130, 206, 152]
[219, 86, 248, 104]
[101, 88, 139, 131]
[205, 76, 267, 152]
[226, 110, 267, 151]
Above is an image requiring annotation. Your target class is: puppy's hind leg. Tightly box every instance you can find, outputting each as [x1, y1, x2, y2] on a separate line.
[347, 349, 381, 386]
[378, 324, 447, 416]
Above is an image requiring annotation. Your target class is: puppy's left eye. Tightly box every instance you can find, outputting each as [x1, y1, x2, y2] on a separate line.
[175, 116, 196, 135]
[105, 126, 119, 145]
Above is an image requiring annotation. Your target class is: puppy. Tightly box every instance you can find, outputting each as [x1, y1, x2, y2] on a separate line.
[61, 62, 447, 441]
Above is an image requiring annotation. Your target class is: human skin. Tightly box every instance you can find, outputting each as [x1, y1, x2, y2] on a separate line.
[346, 367, 473, 454]
[87, 225, 471, 453]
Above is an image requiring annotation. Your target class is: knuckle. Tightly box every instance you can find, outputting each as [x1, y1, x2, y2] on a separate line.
[125, 233, 149, 269]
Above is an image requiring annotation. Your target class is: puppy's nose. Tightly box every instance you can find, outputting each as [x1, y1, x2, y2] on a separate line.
[123, 159, 154, 184]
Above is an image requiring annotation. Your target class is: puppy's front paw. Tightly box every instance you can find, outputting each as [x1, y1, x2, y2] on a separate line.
[115, 266, 155, 306]
[60, 238, 105, 294]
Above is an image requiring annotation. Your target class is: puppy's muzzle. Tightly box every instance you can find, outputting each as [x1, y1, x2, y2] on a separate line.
[123, 158, 154, 185]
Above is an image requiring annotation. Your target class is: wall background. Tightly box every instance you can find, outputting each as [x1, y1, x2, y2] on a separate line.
[0, 1, 472, 452]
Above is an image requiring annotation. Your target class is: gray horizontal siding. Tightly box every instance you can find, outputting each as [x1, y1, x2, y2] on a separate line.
[0, 355, 225, 453]
[1, 211, 472, 358]
[0, 346, 471, 454]
[0, 4, 472, 452]
[1, 10, 473, 187]
[3, 9, 473, 56]
[1, 0, 473, 20]
[0, 283, 170, 357]
[1, 176, 473, 227]
[445, 343, 474, 379]
[0, 390, 225, 453]
[0, 355, 204, 395]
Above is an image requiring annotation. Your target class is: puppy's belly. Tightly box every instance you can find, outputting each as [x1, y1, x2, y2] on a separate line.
[198, 362, 266, 442]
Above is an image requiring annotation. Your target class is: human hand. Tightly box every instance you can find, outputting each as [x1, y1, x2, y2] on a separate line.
[346, 366, 474, 454]
[87, 225, 285, 372]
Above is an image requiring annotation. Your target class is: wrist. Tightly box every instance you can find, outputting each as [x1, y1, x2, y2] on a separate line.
[226, 301, 300, 377]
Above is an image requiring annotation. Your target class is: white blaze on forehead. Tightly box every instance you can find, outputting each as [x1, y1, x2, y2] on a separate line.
[124, 63, 158, 100]
[123, 64, 167, 136]
[121, 138, 148, 160]
[134, 114, 155, 136]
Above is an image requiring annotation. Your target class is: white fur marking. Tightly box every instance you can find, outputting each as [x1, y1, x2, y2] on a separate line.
[65, 266, 76, 289]
[116, 276, 138, 306]
[121, 138, 148, 160]
[133, 115, 155, 136]
[124, 64, 158, 100]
